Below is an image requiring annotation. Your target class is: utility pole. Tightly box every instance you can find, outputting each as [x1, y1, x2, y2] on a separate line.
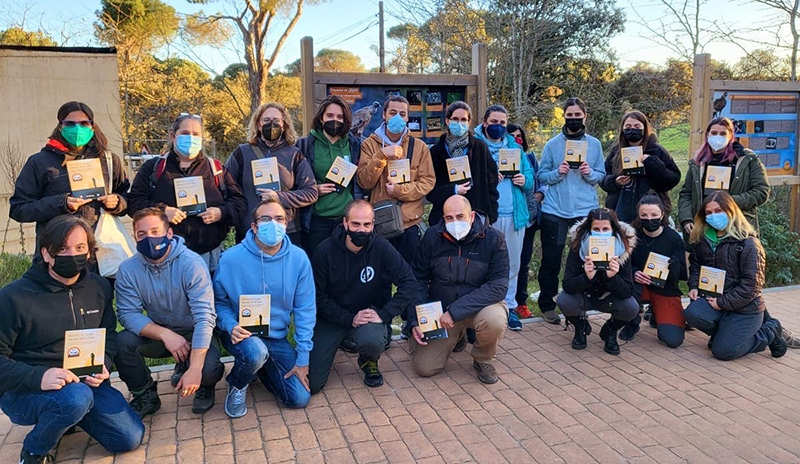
[379, 1, 385, 73]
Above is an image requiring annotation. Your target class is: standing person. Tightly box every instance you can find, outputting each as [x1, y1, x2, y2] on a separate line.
[0, 216, 144, 464]
[356, 95, 435, 265]
[226, 102, 318, 245]
[296, 95, 363, 257]
[537, 98, 605, 324]
[683, 191, 787, 360]
[600, 111, 681, 223]
[427, 101, 499, 227]
[473, 105, 534, 332]
[506, 123, 549, 322]
[10, 101, 130, 254]
[127, 113, 246, 274]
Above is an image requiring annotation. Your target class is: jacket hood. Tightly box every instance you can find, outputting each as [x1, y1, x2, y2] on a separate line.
[137, 235, 188, 268]
[435, 210, 490, 243]
[331, 224, 377, 253]
[567, 217, 638, 264]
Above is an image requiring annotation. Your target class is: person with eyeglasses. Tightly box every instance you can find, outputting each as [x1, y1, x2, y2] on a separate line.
[127, 113, 246, 274]
[10, 101, 130, 256]
[226, 103, 318, 245]
[213, 199, 316, 417]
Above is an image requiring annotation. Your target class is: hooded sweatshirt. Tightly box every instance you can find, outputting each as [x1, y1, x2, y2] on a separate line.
[313, 225, 417, 327]
[115, 235, 216, 349]
[0, 259, 117, 395]
[214, 231, 316, 366]
[538, 132, 605, 219]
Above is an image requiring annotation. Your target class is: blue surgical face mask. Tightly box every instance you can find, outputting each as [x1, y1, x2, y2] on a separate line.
[257, 221, 286, 247]
[591, 230, 614, 237]
[137, 235, 170, 261]
[706, 212, 729, 231]
[486, 123, 506, 140]
[448, 121, 468, 137]
[175, 134, 202, 159]
[386, 114, 407, 134]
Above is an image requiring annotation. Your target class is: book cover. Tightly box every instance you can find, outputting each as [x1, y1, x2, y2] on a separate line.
[621, 146, 645, 175]
[387, 158, 411, 184]
[174, 176, 207, 215]
[698, 266, 726, 298]
[239, 294, 270, 337]
[251, 158, 281, 194]
[63, 328, 105, 377]
[416, 301, 448, 341]
[325, 156, 358, 192]
[498, 148, 521, 177]
[66, 158, 106, 199]
[446, 156, 472, 184]
[564, 140, 587, 168]
[643, 252, 670, 288]
[704, 166, 732, 191]
[588, 236, 615, 270]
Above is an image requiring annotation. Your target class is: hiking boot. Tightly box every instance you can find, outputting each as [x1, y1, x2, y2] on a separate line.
[619, 314, 641, 341]
[473, 361, 498, 384]
[359, 357, 384, 388]
[600, 318, 625, 356]
[516, 304, 533, 319]
[171, 360, 189, 387]
[452, 333, 467, 352]
[192, 385, 216, 414]
[224, 383, 248, 419]
[767, 319, 788, 358]
[783, 327, 800, 349]
[541, 309, 561, 325]
[129, 382, 160, 418]
[19, 449, 54, 464]
[508, 310, 523, 331]
[566, 316, 590, 350]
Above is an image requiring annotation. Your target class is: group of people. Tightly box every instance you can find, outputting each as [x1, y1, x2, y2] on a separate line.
[0, 95, 792, 463]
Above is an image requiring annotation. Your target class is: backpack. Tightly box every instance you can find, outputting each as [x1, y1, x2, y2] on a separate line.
[149, 155, 226, 193]
[373, 137, 415, 239]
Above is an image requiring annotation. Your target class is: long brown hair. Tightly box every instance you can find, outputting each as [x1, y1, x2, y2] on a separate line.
[612, 110, 652, 176]
[570, 208, 631, 252]
[247, 102, 298, 146]
[49, 101, 109, 155]
[311, 95, 353, 135]
[689, 190, 754, 243]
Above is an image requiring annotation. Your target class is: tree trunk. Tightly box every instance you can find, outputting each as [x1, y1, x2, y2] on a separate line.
[791, 0, 799, 81]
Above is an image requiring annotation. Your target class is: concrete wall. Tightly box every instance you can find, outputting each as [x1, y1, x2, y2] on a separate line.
[0, 47, 122, 254]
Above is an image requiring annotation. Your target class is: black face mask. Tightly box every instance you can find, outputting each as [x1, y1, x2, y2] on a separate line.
[623, 128, 644, 143]
[347, 229, 372, 248]
[261, 122, 283, 142]
[323, 120, 345, 137]
[641, 218, 662, 233]
[51, 254, 88, 279]
[564, 118, 585, 133]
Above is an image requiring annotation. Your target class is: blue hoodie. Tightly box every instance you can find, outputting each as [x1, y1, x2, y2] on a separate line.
[538, 132, 605, 218]
[213, 231, 316, 366]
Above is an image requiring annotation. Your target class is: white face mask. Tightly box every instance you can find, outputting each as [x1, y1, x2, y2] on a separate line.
[707, 135, 728, 152]
[445, 220, 471, 240]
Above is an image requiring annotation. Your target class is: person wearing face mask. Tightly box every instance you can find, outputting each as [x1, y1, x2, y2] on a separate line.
[0, 216, 144, 464]
[114, 208, 223, 418]
[296, 96, 365, 257]
[427, 101, 499, 227]
[213, 199, 316, 417]
[600, 111, 681, 223]
[10, 101, 130, 256]
[557, 208, 638, 355]
[410, 196, 509, 384]
[683, 191, 787, 360]
[307, 200, 417, 392]
[226, 102, 318, 245]
[128, 113, 246, 274]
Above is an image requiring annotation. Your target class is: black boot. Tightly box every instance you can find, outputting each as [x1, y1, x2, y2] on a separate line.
[765, 317, 788, 358]
[619, 314, 641, 341]
[566, 316, 590, 350]
[600, 318, 627, 355]
[129, 381, 161, 418]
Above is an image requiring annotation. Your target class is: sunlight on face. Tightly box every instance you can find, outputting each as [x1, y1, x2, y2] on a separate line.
[704, 201, 724, 217]
[591, 219, 612, 234]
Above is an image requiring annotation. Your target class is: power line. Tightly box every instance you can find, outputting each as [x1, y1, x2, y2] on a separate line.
[327, 20, 379, 48]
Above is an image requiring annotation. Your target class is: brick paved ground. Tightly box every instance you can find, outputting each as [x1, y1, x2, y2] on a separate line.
[2, 287, 800, 463]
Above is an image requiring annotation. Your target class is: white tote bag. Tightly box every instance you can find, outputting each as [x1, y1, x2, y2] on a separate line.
[94, 153, 136, 277]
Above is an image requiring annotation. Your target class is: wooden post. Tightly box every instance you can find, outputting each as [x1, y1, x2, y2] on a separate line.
[301, 36, 315, 135]
[690, 53, 712, 158]
[471, 43, 488, 122]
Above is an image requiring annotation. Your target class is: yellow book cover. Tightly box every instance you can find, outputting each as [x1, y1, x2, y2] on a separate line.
[173, 176, 207, 215]
[445, 156, 472, 184]
[416, 301, 448, 341]
[621, 146, 645, 175]
[704, 166, 732, 191]
[588, 236, 615, 270]
[498, 148, 521, 176]
[239, 294, 270, 336]
[387, 158, 411, 184]
[564, 140, 587, 168]
[66, 158, 105, 199]
[251, 158, 281, 194]
[63, 328, 105, 377]
[643, 252, 670, 288]
[325, 156, 358, 191]
[698, 266, 726, 298]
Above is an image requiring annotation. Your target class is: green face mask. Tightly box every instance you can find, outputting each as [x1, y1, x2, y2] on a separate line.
[61, 125, 95, 148]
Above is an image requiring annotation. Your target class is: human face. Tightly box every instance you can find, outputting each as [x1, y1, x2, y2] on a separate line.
[591, 219, 612, 234]
[42, 226, 90, 267]
[60, 110, 93, 129]
[446, 108, 470, 126]
[250, 203, 288, 234]
[509, 129, 522, 139]
[638, 204, 663, 221]
[322, 103, 344, 124]
[170, 118, 203, 143]
[484, 111, 507, 127]
[707, 124, 732, 143]
[344, 205, 374, 233]
[259, 107, 284, 131]
[623, 117, 644, 131]
[384, 101, 409, 122]
[564, 105, 586, 121]
[134, 215, 172, 241]
[704, 201, 724, 217]
[442, 203, 474, 224]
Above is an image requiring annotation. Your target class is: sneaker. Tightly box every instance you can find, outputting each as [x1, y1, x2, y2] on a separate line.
[171, 361, 189, 387]
[541, 310, 561, 325]
[508, 310, 523, 331]
[782, 327, 800, 349]
[192, 385, 216, 414]
[516, 304, 533, 319]
[473, 361, 498, 384]
[400, 321, 411, 340]
[129, 382, 161, 418]
[224, 383, 248, 418]
[19, 449, 54, 464]
[768, 320, 788, 358]
[359, 357, 384, 388]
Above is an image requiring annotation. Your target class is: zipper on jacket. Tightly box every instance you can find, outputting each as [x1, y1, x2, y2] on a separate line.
[69, 289, 77, 329]
[80, 307, 87, 326]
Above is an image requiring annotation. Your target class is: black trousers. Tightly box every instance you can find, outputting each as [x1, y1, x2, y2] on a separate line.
[537, 213, 583, 313]
[515, 224, 539, 306]
[302, 215, 341, 259]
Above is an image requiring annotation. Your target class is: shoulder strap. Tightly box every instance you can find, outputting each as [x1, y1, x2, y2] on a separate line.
[105, 151, 113, 196]
[251, 144, 265, 159]
[208, 157, 226, 192]
[407, 136, 415, 162]
[149, 155, 169, 192]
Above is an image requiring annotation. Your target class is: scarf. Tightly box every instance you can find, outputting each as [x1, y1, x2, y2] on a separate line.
[562, 126, 586, 140]
[704, 227, 724, 251]
[446, 132, 470, 158]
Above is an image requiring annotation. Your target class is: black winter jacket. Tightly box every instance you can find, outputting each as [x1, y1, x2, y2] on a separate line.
[0, 259, 117, 395]
[427, 134, 500, 226]
[630, 227, 686, 297]
[689, 233, 765, 315]
[312, 225, 417, 327]
[411, 213, 509, 324]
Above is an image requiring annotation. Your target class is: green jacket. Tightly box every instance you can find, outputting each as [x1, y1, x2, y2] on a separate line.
[678, 144, 769, 232]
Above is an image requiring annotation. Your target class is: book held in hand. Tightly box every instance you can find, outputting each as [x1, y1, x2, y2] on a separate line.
[498, 148, 521, 177]
[704, 166, 732, 191]
[66, 158, 105, 199]
[325, 156, 358, 193]
[387, 158, 411, 184]
[588, 236, 615, 270]
[564, 140, 587, 168]
[63, 328, 105, 377]
[643, 252, 670, 288]
[173, 176, 207, 215]
[416, 301, 448, 341]
[621, 146, 645, 175]
[239, 294, 270, 337]
[251, 158, 281, 194]
[698, 266, 726, 298]
[445, 156, 471, 184]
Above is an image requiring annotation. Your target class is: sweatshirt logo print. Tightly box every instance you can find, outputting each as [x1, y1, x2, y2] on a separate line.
[360, 266, 375, 283]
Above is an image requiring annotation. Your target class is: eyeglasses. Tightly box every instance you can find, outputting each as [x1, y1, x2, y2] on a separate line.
[255, 215, 286, 224]
[259, 118, 283, 125]
[61, 120, 93, 128]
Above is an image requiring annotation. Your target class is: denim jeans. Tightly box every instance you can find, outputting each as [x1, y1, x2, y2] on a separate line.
[220, 333, 310, 408]
[684, 298, 773, 360]
[0, 382, 144, 456]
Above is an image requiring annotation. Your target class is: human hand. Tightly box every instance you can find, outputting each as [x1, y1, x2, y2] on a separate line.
[634, 270, 652, 286]
[385, 181, 397, 197]
[98, 194, 119, 210]
[381, 145, 402, 160]
[688, 289, 699, 300]
[231, 325, 252, 344]
[66, 196, 92, 212]
[606, 256, 620, 278]
[317, 183, 337, 196]
[161, 330, 191, 363]
[684, 223, 694, 234]
[579, 162, 591, 176]
[511, 173, 526, 187]
[41, 367, 80, 391]
[175, 366, 201, 397]
[198, 207, 222, 224]
[258, 188, 279, 202]
[584, 256, 597, 280]
[707, 297, 720, 310]
[412, 326, 427, 346]
[84, 365, 110, 388]
[615, 175, 631, 186]
[284, 365, 310, 392]
[439, 312, 455, 330]
[165, 206, 187, 225]
[456, 183, 471, 195]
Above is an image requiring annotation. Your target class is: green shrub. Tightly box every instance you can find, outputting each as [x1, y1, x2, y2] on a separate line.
[758, 191, 800, 287]
[0, 253, 31, 288]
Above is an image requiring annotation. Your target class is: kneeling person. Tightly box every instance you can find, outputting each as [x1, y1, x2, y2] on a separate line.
[309, 200, 417, 392]
[115, 208, 224, 417]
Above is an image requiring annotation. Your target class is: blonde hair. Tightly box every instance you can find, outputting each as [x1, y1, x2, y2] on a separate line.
[689, 190, 755, 243]
[247, 102, 297, 146]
